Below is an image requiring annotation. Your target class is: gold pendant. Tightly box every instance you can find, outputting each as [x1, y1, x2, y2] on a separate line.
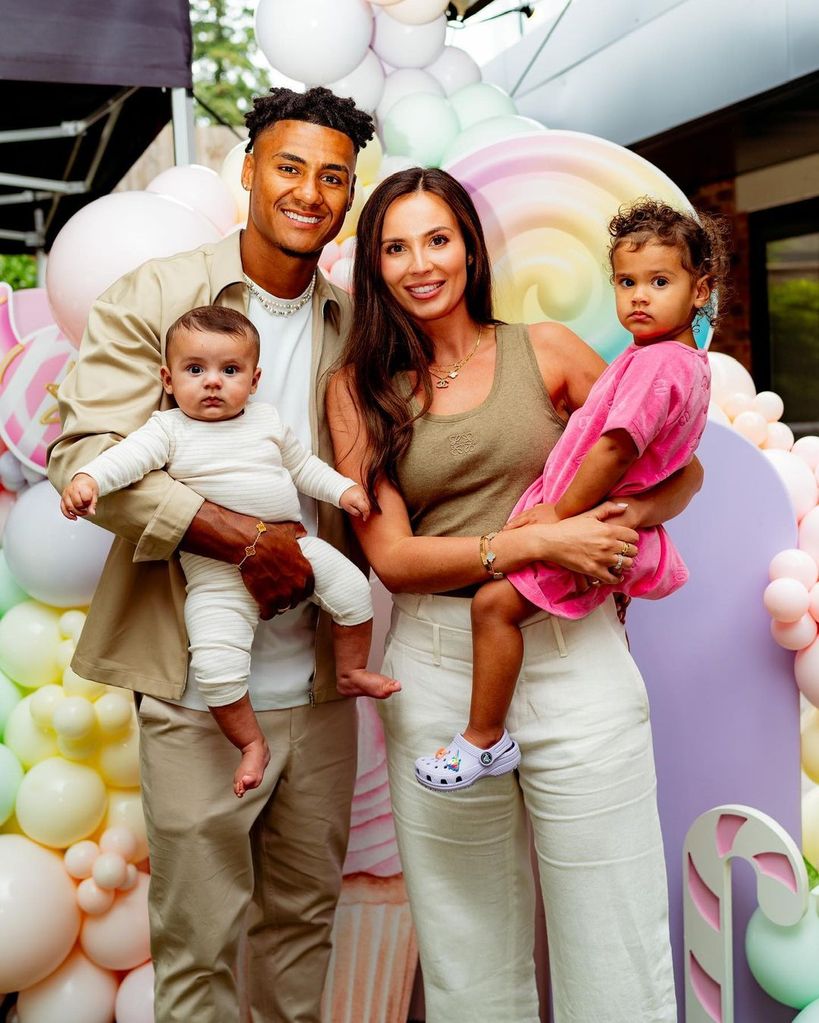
[435, 378, 449, 389]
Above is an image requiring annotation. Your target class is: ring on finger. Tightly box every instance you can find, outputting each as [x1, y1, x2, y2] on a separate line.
[591, 579, 601, 587]
[612, 552, 624, 575]
[621, 541, 630, 556]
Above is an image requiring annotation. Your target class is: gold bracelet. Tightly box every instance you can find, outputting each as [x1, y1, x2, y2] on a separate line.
[237, 521, 268, 570]
[479, 531, 504, 580]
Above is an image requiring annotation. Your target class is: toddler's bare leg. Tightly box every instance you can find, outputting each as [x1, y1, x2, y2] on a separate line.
[334, 619, 401, 699]
[465, 580, 536, 749]
[208, 694, 271, 798]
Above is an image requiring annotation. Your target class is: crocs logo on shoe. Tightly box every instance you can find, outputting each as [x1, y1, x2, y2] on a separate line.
[480, 751, 493, 766]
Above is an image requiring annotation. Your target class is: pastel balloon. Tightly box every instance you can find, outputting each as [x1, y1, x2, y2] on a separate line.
[64, 839, 100, 879]
[355, 134, 383, 187]
[329, 257, 354, 293]
[0, 551, 28, 615]
[764, 450, 818, 522]
[255, 0, 372, 85]
[3, 696, 59, 768]
[377, 154, 419, 180]
[0, 669, 23, 739]
[383, 0, 449, 24]
[94, 693, 133, 735]
[770, 548, 819, 588]
[16, 756, 107, 849]
[796, 637, 819, 708]
[0, 834, 81, 992]
[801, 709, 819, 784]
[99, 825, 138, 862]
[92, 850, 128, 890]
[800, 506, 819, 563]
[0, 600, 64, 689]
[745, 897, 819, 1008]
[46, 192, 219, 345]
[810, 583, 819, 623]
[382, 92, 460, 167]
[29, 684, 63, 729]
[450, 82, 516, 131]
[371, 10, 446, 69]
[722, 392, 754, 419]
[764, 578, 811, 622]
[425, 44, 481, 95]
[327, 48, 385, 114]
[732, 410, 768, 447]
[0, 743, 23, 826]
[219, 141, 249, 225]
[53, 696, 96, 740]
[376, 67, 444, 123]
[4, 481, 114, 607]
[706, 401, 730, 426]
[764, 421, 795, 451]
[803, 788, 819, 866]
[105, 789, 148, 863]
[794, 436, 819, 471]
[334, 185, 367, 245]
[319, 243, 342, 273]
[62, 667, 108, 702]
[753, 390, 785, 422]
[96, 725, 140, 789]
[442, 115, 545, 167]
[77, 877, 115, 916]
[708, 351, 756, 404]
[81, 871, 151, 971]
[114, 961, 155, 1023]
[771, 614, 817, 651]
[16, 946, 118, 1023]
[795, 999, 819, 1021]
[147, 164, 237, 235]
[59, 610, 86, 644]
[119, 863, 139, 892]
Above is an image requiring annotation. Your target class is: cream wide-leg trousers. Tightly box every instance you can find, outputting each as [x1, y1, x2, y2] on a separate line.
[378, 593, 677, 1023]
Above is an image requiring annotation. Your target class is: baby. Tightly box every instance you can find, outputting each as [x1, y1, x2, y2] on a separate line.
[61, 305, 399, 797]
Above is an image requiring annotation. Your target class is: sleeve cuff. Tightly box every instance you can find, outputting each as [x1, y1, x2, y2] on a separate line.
[133, 479, 205, 562]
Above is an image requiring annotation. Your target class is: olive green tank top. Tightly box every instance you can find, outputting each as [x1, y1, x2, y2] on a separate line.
[395, 322, 566, 540]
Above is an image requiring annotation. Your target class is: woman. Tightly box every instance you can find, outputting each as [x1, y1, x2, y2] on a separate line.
[327, 168, 692, 1022]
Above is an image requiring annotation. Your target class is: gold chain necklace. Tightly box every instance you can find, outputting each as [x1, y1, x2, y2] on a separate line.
[428, 326, 483, 389]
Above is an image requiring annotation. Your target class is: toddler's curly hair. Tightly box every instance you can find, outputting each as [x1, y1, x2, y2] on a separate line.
[608, 198, 731, 325]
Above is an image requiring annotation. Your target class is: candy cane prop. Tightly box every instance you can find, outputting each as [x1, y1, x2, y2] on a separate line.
[683, 805, 809, 1022]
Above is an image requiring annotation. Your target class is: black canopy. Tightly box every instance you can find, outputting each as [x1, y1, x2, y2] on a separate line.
[0, 0, 192, 253]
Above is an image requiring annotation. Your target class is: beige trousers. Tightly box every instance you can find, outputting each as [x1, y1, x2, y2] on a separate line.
[379, 593, 677, 1023]
[137, 695, 357, 1023]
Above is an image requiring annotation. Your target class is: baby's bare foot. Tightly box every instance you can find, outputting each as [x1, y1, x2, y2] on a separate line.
[337, 670, 401, 700]
[234, 740, 270, 798]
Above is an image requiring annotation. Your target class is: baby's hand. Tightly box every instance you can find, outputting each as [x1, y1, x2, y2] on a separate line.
[61, 473, 100, 520]
[340, 484, 370, 521]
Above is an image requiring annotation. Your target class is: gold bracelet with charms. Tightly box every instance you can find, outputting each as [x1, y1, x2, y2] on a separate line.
[479, 531, 504, 580]
[238, 521, 268, 569]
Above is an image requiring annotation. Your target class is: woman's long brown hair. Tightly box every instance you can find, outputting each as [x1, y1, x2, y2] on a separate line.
[341, 168, 499, 505]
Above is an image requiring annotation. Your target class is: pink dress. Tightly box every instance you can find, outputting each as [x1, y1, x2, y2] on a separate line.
[506, 341, 711, 618]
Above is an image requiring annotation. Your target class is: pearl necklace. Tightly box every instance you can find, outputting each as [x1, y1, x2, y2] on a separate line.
[428, 326, 483, 389]
[243, 272, 316, 317]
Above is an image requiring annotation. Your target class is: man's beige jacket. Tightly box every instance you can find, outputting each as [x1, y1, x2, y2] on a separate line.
[47, 232, 365, 704]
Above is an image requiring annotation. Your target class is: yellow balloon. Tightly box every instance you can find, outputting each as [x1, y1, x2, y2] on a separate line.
[802, 709, 819, 784]
[356, 134, 383, 187]
[58, 609, 87, 644]
[0, 601, 64, 689]
[94, 692, 134, 735]
[62, 665, 108, 701]
[57, 730, 101, 763]
[16, 756, 108, 849]
[29, 684, 64, 730]
[4, 695, 59, 768]
[802, 787, 819, 867]
[96, 726, 140, 789]
[104, 789, 148, 863]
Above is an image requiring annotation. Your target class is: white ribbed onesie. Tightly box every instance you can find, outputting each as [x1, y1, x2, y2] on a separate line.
[77, 403, 373, 706]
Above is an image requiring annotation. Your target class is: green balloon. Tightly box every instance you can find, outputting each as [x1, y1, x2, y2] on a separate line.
[441, 115, 545, 169]
[0, 669, 22, 741]
[449, 82, 516, 132]
[795, 999, 819, 1020]
[0, 551, 28, 615]
[745, 903, 819, 1008]
[382, 93, 460, 169]
[0, 743, 24, 826]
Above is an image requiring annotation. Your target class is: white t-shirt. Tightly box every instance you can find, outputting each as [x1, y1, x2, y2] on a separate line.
[177, 283, 319, 711]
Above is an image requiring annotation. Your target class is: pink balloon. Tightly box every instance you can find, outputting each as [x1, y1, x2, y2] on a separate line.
[800, 507, 819, 563]
[764, 450, 819, 522]
[46, 192, 219, 345]
[732, 410, 768, 446]
[329, 257, 354, 292]
[793, 436, 819, 471]
[16, 947, 117, 1023]
[0, 285, 55, 343]
[769, 548, 819, 588]
[147, 165, 238, 235]
[0, 835, 81, 992]
[115, 961, 155, 1023]
[64, 840, 99, 880]
[763, 578, 811, 623]
[811, 584, 819, 623]
[319, 243, 342, 272]
[796, 636, 819, 707]
[771, 614, 818, 651]
[80, 871, 151, 971]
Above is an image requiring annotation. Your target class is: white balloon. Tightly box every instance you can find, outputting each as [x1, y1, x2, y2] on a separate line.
[722, 392, 754, 420]
[326, 49, 385, 114]
[329, 258, 354, 292]
[376, 67, 444, 123]
[219, 141, 249, 225]
[372, 10, 447, 69]
[707, 351, 756, 404]
[255, 0, 373, 86]
[762, 421, 795, 451]
[3, 481, 113, 607]
[793, 436, 819, 470]
[731, 410, 768, 447]
[383, 0, 449, 24]
[752, 390, 785, 423]
[425, 45, 482, 95]
[46, 193, 219, 345]
[146, 165, 237, 235]
[706, 401, 730, 426]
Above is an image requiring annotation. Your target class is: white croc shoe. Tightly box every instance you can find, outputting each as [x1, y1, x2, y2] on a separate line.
[414, 730, 521, 792]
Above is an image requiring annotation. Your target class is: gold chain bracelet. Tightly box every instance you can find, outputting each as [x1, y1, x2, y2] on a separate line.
[479, 531, 504, 580]
[238, 521, 267, 570]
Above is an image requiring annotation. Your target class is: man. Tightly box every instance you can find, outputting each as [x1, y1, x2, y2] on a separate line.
[48, 87, 375, 1023]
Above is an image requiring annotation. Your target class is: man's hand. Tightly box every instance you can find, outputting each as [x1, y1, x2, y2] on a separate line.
[61, 473, 100, 520]
[182, 502, 315, 619]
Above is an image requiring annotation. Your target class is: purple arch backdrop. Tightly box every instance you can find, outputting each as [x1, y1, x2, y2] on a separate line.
[629, 421, 801, 1022]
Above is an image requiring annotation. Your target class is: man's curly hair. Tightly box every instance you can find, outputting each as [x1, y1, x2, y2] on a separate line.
[608, 198, 731, 325]
[244, 87, 375, 154]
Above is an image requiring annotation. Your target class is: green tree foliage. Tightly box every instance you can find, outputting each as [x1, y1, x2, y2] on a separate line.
[769, 277, 819, 423]
[0, 254, 37, 290]
[191, 0, 269, 126]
